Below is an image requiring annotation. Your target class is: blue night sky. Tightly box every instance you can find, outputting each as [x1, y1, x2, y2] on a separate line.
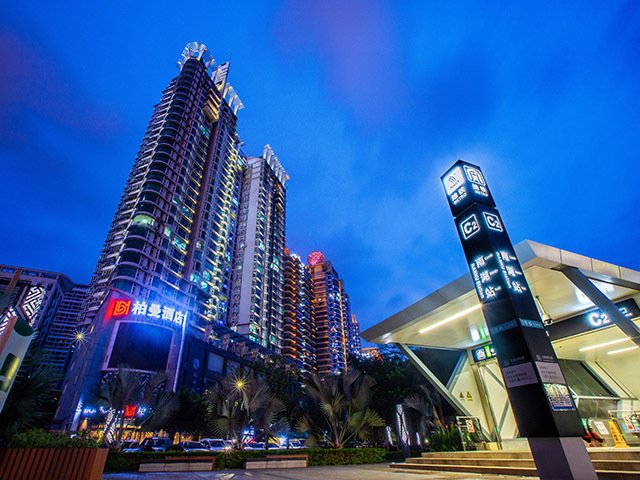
[1, 1, 639, 333]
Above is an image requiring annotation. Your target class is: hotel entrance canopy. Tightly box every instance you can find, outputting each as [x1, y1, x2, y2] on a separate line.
[362, 240, 640, 359]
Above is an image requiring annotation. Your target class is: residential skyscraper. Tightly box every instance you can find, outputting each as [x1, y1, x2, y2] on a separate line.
[283, 249, 315, 374]
[307, 252, 361, 375]
[0, 265, 87, 377]
[55, 42, 248, 430]
[348, 313, 362, 357]
[229, 146, 288, 352]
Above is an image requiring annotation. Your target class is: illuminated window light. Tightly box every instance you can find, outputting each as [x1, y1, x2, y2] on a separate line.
[607, 345, 639, 356]
[579, 337, 630, 352]
[419, 304, 482, 334]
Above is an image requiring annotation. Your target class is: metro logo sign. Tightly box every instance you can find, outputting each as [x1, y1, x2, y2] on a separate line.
[105, 298, 132, 320]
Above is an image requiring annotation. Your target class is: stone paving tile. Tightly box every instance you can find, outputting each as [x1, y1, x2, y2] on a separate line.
[104, 463, 535, 480]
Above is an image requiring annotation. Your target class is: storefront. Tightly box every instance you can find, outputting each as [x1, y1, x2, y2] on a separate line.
[362, 240, 640, 449]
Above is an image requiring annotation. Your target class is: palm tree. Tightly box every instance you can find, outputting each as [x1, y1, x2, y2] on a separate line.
[205, 371, 250, 448]
[94, 365, 175, 446]
[297, 370, 384, 448]
[206, 370, 288, 449]
[241, 380, 286, 448]
[403, 384, 441, 445]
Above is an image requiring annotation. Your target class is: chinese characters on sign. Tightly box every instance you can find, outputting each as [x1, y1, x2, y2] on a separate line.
[131, 301, 187, 327]
[106, 297, 187, 326]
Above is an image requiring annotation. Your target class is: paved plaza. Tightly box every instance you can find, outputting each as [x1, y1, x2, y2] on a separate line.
[104, 463, 534, 480]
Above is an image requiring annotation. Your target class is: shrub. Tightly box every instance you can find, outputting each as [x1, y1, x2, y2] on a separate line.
[385, 450, 405, 462]
[427, 427, 462, 452]
[104, 447, 387, 472]
[8, 429, 100, 448]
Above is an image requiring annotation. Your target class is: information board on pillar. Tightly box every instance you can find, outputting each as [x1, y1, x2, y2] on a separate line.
[442, 160, 584, 438]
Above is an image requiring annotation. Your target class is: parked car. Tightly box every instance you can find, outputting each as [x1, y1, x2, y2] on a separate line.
[201, 439, 231, 451]
[140, 437, 172, 452]
[243, 442, 265, 450]
[287, 439, 305, 449]
[167, 441, 209, 453]
[120, 440, 141, 453]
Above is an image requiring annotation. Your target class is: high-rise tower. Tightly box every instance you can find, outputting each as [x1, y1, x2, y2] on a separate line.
[229, 146, 288, 352]
[55, 42, 246, 430]
[0, 265, 87, 381]
[283, 249, 315, 374]
[307, 252, 361, 375]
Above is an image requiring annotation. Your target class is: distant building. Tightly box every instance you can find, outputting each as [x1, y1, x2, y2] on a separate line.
[307, 251, 361, 375]
[229, 146, 288, 352]
[283, 249, 315, 375]
[361, 346, 382, 361]
[0, 265, 87, 378]
[348, 314, 363, 358]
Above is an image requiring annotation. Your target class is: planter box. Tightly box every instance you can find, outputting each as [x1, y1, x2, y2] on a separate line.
[245, 454, 308, 469]
[139, 455, 215, 472]
[0, 447, 108, 480]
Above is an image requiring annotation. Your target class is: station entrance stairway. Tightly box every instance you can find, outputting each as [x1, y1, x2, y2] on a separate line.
[390, 448, 640, 479]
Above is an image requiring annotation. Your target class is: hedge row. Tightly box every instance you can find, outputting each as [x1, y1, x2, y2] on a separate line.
[105, 447, 387, 472]
[9, 430, 99, 448]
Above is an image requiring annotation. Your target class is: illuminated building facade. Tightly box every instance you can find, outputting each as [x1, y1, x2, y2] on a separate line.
[55, 42, 248, 430]
[361, 346, 382, 361]
[0, 265, 88, 376]
[348, 313, 362, 355]
[229, 146, 288, 352]
[283, 249, 315, 374]
[308, 252, 361, 375]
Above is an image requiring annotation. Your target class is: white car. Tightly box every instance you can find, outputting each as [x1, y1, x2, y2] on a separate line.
[288, 440, 306, 449]
[201, 438, 233, 451]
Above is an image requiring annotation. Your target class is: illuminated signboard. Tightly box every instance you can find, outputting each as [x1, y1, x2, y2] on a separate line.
[442, 159, 583, 439]
[105, 297, 187, 327]
[124, 405, 137, 418]
[442, 163, 495, 217]
[472, 343, 496, 363]
[547, 299, 640, 341]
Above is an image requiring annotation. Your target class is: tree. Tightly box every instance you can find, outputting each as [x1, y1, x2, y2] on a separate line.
[403, 384, 441, 445]
[250, 358, 305, 438]
[0, 349, 62, 444]
[242, 380, 287, 448]
[161, 389, 210, 438]
[349, 345, 426, 429]
[297, 370, 384, 448]
[206, 369, 288, 448]
[205, 370, 250, 447]
[94, 365, 176, 447]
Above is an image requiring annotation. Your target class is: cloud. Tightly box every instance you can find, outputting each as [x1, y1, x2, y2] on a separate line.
[273, 0, 408, 128]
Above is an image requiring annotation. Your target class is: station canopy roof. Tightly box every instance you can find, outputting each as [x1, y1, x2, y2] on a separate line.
[361, 240, 640, 360]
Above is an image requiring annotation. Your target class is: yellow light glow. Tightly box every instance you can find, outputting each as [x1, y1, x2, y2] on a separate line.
[579, 337, 630, 352]
[419, 304, 482, 334]
[607, 345, 639, 356]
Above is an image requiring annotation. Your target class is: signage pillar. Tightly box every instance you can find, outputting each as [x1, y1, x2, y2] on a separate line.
[441, 160, 596, 480]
